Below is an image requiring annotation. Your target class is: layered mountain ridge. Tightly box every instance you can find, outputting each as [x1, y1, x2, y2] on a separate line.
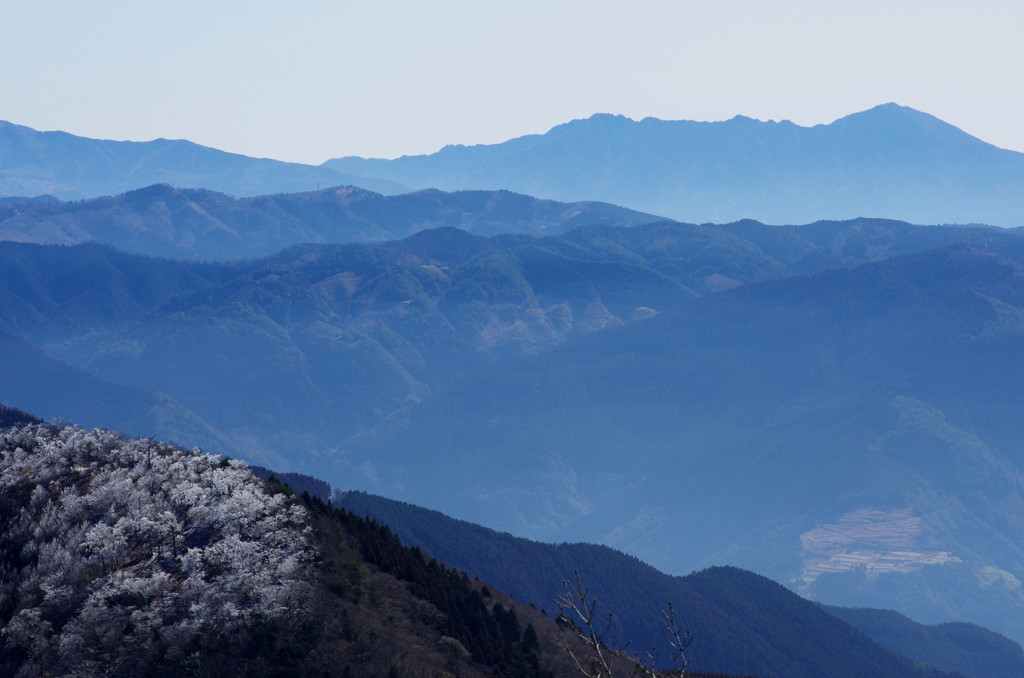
[4, 113, 1024, 665]
[7, 104, 1024, 226]
[0, 119, 408, 199]
[336, 489, 1024, 678]
[5, 416, 991, 678]
[2, 214, 1023, 644]
[325, 104, 1024, 226]
[0, 183, 661, 259]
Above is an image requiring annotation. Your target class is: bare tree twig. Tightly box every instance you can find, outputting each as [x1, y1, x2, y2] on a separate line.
[554, 570, 692, 678]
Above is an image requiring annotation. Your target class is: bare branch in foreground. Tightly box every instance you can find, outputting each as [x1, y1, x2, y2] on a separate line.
[554, 570, 692, 678]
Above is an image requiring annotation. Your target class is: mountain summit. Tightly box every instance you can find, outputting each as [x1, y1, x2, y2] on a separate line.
[324, 104, 1024, 226]
[0, 120, 408, 199]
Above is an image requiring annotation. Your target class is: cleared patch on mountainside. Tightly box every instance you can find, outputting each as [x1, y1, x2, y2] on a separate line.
[795, 507, 956, 589]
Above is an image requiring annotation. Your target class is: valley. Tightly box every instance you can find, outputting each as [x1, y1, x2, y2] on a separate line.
[4, 101, 1024, 675]
[3, 213, 1023, 646]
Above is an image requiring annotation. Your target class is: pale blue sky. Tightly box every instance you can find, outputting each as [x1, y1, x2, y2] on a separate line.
[4, 0, 1022, 164]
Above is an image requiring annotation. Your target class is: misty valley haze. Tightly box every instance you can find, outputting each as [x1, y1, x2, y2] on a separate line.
[3, 105, 1024, 677]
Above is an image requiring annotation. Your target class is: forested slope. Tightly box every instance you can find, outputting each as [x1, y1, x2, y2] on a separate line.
[824, 605, 1024, 678]
[2, 421, 756, 678]
[336, 491, 966, 678]
[0, 424, 312, 676]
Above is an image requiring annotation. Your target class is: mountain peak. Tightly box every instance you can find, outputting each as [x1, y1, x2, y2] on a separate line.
[547, 113, 636, 134]
[831, 102, 950, 131]
[0, 122, 397, 201]
[123, 183, 188, 201]
[585, 112, 634, 123]
[840, 102, 934, 122]
[866, 101, 915, 113]
[828, 102, 977, 142]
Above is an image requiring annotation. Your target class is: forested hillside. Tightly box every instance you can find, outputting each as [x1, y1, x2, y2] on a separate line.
[0, 404, 40, 428]
[823, 605, 1024, 678]
[0, 420, 760, 678]
[336, 491, 985, 678]
[0, 424, 312, 676]
[4, 218, 1024, 647]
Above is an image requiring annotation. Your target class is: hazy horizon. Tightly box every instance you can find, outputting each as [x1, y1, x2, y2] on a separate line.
[3, 1, 1022, 164]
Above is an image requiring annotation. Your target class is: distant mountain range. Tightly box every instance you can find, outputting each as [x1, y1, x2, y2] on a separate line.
[3, 212, 1024, 645]
[6, 104, 1024, 227]
[324, 104, 1024, 227]
[0, 119, 408, 199]
[5, 125, 1024, 659]
[0, 183, 660, 259]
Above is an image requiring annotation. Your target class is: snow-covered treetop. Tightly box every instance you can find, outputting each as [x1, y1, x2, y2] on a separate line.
[0, 423, 314, 678]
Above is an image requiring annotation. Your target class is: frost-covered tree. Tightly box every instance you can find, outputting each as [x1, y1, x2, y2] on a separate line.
[0, 423, 314, 677]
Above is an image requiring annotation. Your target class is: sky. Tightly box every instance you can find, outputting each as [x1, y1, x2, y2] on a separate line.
[3, 0, 1023, 165]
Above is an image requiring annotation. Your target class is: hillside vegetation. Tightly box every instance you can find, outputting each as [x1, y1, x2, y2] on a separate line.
[0, 424, 312, 676]
[1, 420, 764, 678]
[337, 491, 985, 678]
[823, 605, 1024, 678]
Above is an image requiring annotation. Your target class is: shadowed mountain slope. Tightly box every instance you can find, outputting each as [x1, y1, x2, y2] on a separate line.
[0, 404, 41, 428]
[0, 241, 249, 343]
[823, 605, 1024, 678]
[335, 491, 981, 678]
